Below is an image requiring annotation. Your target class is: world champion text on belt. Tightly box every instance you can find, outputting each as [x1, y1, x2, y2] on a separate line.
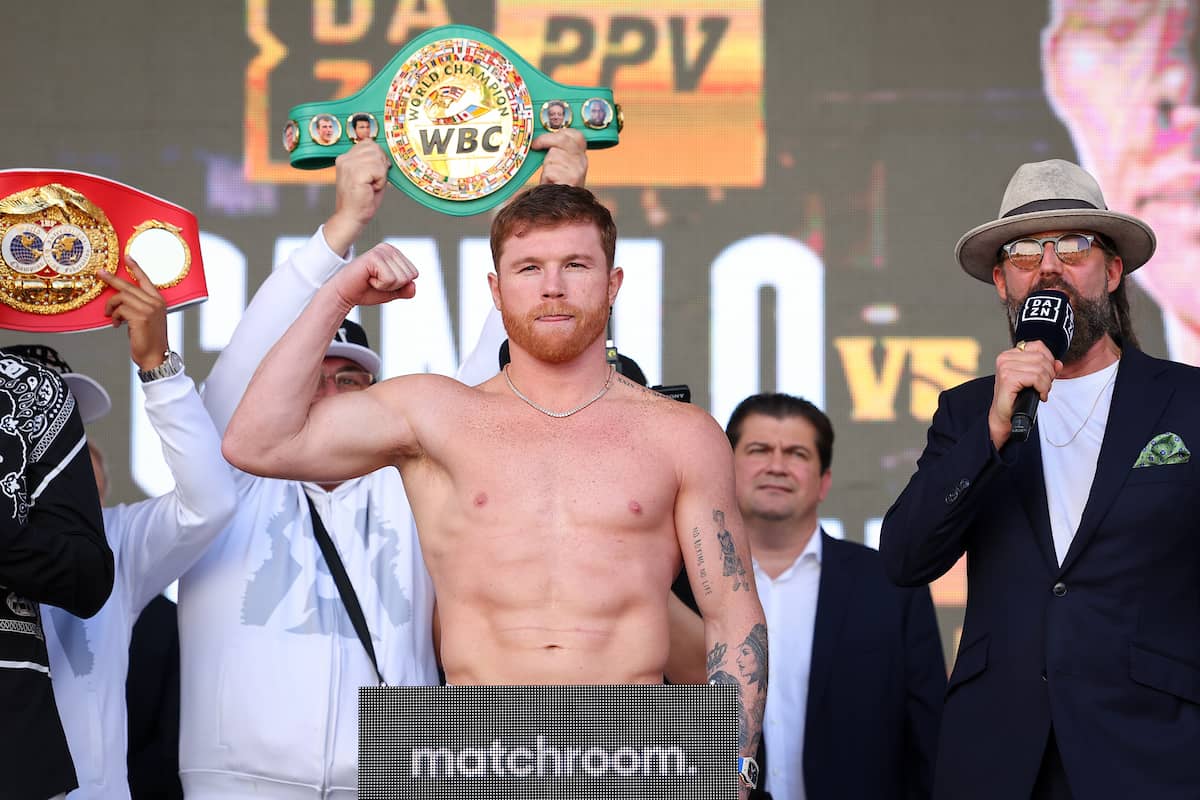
[0, 170, 207, 333]
[284, 24, 621, 217]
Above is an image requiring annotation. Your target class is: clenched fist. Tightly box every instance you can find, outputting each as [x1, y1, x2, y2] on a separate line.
[988, 340, 1062, 449]
[534, 128, 588, 187]
[325, 140, 392, 256]
[330, 242, 419, 309]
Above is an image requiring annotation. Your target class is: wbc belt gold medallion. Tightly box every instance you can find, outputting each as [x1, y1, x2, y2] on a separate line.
[0, 184, 116, 315]
[287, 24, 620, 216]
[384, 38, 533, 203]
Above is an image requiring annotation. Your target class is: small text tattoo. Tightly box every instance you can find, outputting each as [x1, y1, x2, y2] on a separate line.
[714, 510, 747, 591]
[691, 526, 713, 596]
[614, 373, 658, 396]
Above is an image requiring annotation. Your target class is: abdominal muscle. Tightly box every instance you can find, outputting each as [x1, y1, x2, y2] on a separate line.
[429, 518, 681, 686]
[441, 603, 671, 685]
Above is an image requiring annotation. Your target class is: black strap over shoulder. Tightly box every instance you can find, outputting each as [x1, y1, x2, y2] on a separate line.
[305, 494, 386, 686]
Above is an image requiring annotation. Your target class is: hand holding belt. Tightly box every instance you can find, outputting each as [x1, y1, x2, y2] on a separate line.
[0, 169, 206, 333]
[284, 24, 622, 216]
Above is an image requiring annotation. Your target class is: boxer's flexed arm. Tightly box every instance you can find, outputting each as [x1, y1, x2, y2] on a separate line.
[672, 408, 767, 799]
[222, 243, 425, 482]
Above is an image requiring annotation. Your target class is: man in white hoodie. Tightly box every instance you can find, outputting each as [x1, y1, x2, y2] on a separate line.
[9, 257, 237, 799]
[180, 130, 587, 798]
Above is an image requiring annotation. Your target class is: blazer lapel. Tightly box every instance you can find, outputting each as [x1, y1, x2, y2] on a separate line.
[805, 532, 853, 737]
[1059, 347, 1172, 574]
[1013, 432, 1058, 572]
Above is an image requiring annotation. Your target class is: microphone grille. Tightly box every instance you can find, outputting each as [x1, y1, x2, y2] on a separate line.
[1014, 289, 1074, 360]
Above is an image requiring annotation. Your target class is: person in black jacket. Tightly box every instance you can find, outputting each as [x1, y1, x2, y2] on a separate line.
[727, 393, 944, 800]
[881, 159, 1200, 799]
[0, 348, 112, 799]
[126, 593, 183, 800]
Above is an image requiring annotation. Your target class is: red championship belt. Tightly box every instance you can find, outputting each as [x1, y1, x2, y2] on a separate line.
[0, 169, 206, 333]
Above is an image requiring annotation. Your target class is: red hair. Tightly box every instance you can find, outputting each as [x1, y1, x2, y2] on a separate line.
[490, 184, 616, 269]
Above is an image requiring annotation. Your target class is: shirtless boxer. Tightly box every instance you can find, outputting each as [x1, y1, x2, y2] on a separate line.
[223, 183, 767, 792]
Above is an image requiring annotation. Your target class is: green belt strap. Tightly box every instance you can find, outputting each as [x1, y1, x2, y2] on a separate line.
[285, 24, 621, 216]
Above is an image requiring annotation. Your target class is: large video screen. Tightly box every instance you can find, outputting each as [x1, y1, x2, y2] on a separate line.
[5, 0, 1193, 659]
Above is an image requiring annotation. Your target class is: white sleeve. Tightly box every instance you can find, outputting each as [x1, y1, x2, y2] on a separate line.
[110, 368, 238, 615]
[455, 307, 506, 386]
[202, 225, 351, 434]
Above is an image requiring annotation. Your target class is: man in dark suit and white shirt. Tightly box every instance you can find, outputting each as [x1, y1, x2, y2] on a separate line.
[882, 159, 1200, 799]
[726, 393, 944, 800]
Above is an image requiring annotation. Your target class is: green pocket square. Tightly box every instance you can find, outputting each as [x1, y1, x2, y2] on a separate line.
[1133, 432, 1191, 468]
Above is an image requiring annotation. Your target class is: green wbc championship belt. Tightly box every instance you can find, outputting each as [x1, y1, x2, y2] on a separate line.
[286, 24, 621, 216]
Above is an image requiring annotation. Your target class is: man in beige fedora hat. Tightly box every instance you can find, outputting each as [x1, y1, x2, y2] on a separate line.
[881, 158, 1200, 799]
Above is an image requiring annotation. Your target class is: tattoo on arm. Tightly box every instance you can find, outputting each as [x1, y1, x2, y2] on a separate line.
[714, 509, 748, 591]
[708, 625, 768, 753]
[706, 642, 727, 674]
[690, 526, 714, 596]
[732, 623, 768, 754]
[736, 623, 768, 697]
[708, 669, 749, 750]
[703, 515, 764, 754]
[708, 669, 737, 685]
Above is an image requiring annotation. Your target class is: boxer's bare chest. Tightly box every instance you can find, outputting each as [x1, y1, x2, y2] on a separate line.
[406, 395, 682, 557]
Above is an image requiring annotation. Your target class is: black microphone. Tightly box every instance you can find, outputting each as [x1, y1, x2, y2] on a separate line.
[1010, 289, 1074, 441]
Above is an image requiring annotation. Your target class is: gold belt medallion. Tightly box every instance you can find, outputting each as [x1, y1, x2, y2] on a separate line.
[383, 37, 534, 202]
[0, 184, 117, 315]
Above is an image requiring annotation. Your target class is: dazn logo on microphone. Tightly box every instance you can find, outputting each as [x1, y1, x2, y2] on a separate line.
[1020, 295, 1074, 341]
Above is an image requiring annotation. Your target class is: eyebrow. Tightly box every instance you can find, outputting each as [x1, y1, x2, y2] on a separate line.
[743, 440, 810, 453]
[508, 250, 598, 263]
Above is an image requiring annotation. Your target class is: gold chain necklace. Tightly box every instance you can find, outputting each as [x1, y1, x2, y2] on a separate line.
[1041, 366, 1117, 448]
[503, 365, 614, 418]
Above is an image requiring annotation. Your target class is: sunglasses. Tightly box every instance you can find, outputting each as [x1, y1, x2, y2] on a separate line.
[1001, 232, 1108, 271]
